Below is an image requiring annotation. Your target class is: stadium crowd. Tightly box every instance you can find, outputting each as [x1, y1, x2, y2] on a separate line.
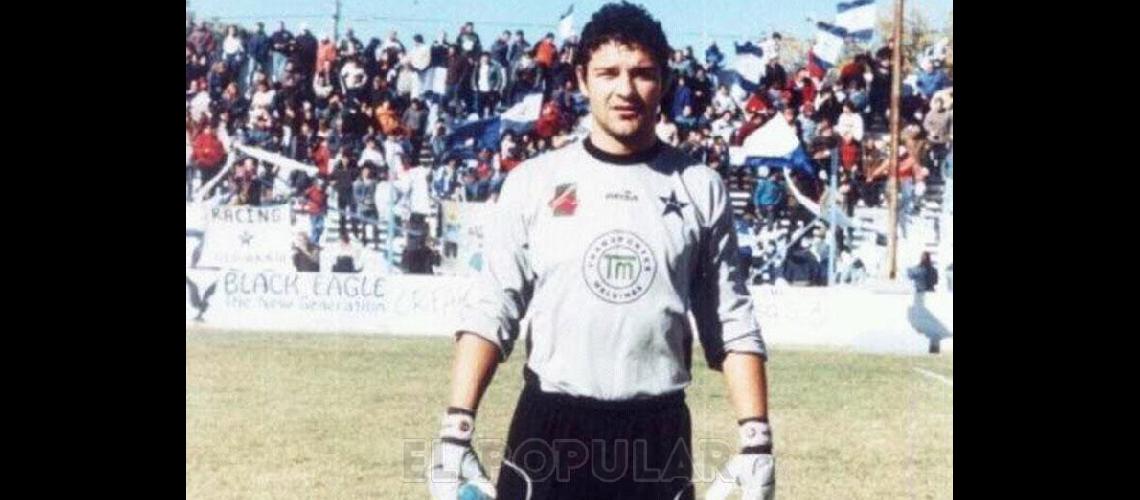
[186, 17, 952, 281]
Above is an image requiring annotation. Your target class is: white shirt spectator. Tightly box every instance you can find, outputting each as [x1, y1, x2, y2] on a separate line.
[223, 35, 244, 56]
[402, 165, 433, 216]
[360, 146, 387, 170]
[835, 111, 864, 142]
[384, 138, 407, 180]
[251, 88, 276, 112]
[476, 63, 495, 92]
[712, 91, 738, 115]
[710, 116, 736, 140]
[189, 91, 212, 122]
[340, 61, 367, 91]
[409, 43, 431, 72]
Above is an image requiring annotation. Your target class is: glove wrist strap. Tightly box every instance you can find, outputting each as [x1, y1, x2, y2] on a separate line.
[738, 417, 772, 454]
[439, 407, 475, 445]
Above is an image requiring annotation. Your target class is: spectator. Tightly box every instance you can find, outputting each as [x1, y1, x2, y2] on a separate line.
[533, 32, 558, 97]
[191, 122, 228, 198]
[798, 104, 818, 145]
[293, 24, 318, 79]
[331, 229, 362, 273]
[670, 74, 694, 121]
[303, 179, 328, 245]
[490, 31, 511, 69]
[246, 23, 271, 83]
[430, 30, 450, 68]
[380, 30, 405, 67]
[222, 26, 247, 90]
[906, 252, 939, 292]
[269, 21, 294, 83]
[444, 45, 472, 114]
[915, 59, 950, 100]
[311, 136, 332, 179]
[433, 157, 462, 200]
[374, 98, 408, 138]
[403, 98, 430, 163]
[292, 232, 321, 272]
[835, 101, 864, 142]
[330, 148, 360, 239]
[508, 30, 530, 67]
[710, 110, 736, 140]
[360, 137, 387, 171]
[760, 56, 787, 90]
[752, 167, 785, 229]
[923, 92, 953, 176]
[456, 21, 482, 58]
[711, 84, 738, 116]
[471, 52, 505, 118]
[815, 85, 843, 126]
[316, 35, 337, 75]
[383, 133, 408, 181]
[339, 28, 364, 59]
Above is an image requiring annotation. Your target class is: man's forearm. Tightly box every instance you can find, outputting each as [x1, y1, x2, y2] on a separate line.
[447, 332, 500, 412]
[721, 352, 769, 420]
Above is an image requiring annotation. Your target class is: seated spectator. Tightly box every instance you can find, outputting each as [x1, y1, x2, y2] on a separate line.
[292, 232, 321, 272]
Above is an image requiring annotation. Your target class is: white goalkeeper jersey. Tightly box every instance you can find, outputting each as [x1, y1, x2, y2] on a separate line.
[459, 138, 766, 400]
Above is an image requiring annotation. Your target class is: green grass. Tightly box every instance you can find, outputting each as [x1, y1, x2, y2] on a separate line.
[187, 330, 952, 499]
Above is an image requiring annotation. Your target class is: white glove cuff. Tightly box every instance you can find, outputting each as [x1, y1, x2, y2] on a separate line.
[738, 418, 772, 451]
[439, 407, 475, 443]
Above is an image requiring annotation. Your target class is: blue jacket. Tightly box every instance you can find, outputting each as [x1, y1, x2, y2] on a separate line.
[671, 85, 694, 120]
[753, 178, 784, 207]
[705, 44, 725, 71]
[248, 31, 271, 64]
[916, 69, 950, 99]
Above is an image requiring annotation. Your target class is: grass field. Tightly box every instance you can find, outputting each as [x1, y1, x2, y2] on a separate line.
[186, 329, 952, 499]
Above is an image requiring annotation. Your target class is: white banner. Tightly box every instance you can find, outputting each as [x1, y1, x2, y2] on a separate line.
[196, 204, 297, 271]
[186, 269, 478, 335]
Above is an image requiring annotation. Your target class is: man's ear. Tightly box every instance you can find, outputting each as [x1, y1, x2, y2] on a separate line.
[576, 65, 589, 94]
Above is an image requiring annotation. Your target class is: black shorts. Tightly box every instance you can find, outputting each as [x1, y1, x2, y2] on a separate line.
[495, 367, 694, 500]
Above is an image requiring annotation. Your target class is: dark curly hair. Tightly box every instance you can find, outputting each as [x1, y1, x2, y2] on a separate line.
[573, 2, 672, 76]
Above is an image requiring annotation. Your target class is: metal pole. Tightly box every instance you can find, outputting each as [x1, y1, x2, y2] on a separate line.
[886, 0, 904, 279]
[333, 0, 342, 43]
[828, 148, 839, 286]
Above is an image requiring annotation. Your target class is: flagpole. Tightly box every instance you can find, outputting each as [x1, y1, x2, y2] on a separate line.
[886, 0, 903, 280]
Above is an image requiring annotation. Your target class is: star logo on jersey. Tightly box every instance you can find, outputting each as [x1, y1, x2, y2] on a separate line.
[660, 190, 688, 218]
[549, 183, 578, 217]
[239, 231, 254, 246]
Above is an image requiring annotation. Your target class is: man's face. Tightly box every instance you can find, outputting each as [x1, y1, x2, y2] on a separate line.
[578, 42, 663, 143]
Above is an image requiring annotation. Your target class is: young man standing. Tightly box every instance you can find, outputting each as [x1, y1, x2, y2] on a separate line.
[428, 3, 775, 499]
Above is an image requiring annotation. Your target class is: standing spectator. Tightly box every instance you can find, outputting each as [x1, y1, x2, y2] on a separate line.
[188, 24, 213, 60]
[752, 167, 785, 230]
[293, 24, 318, 79]
[222, 26, 247, 90]
[354, 166, 380, 247]
[360, 137, 387, 172]
[330, 149, 360, 239]
[316, 35, 337, 75]
[247, 23, 272, 88]
[815, 85, 843, 126]
[533, 33, 558, 97]
[471, 52, 505, 118]
[408, 34, 432, 83]
[433, 158, 462, 200]
[303, 179, 328, 245]
[444, 45, 472, 114]
[384, 133, 408, 181]
[798, 104, 818, 145]
[269, 22, 294, 83]
[430, 30, 450, 68]
[487, 30, 510, 71]
[456, 22, 482, 59]
[690, 67, 714, 117]
[191, 123, 228, 198]
[507, 30, 530, 68]
[339, 28, 364, 59]
[835, 101, 865, 142]
[379, 30, 406, 67]
[923, 93, 953, 176]
[403, 98, 430, 163]
[670, 74, 694, 121]
[760, 56, 787, 90]
[311, 136, 332, 179]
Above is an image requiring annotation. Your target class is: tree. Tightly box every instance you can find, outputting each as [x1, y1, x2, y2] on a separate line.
[875, 8, 943, 74]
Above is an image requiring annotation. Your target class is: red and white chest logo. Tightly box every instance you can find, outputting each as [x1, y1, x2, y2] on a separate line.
[549, 183, 578, 217]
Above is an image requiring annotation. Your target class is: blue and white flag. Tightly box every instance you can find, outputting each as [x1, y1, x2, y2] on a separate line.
[444, 93, 544, 156]
[500, 92, 543, 134]
[731, 41, 766, 95]
[812, 21, 847, 70]
[836, 0, 876, 42]
[741, 116, 815, 177]
[558, 5, 575, 42]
